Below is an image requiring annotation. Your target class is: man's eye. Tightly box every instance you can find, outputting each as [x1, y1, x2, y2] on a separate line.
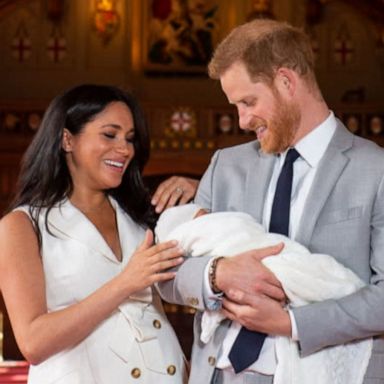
[242, 98, 257, 107]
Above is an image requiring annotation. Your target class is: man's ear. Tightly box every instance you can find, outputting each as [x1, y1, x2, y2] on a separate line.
[275, 68, 296, 96]
[62, 128, 73, 152]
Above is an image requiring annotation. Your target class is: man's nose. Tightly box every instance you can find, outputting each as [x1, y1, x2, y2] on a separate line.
[238, 110, 252, 130]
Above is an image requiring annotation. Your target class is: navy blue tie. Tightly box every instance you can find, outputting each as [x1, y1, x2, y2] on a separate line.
[269, 148, 300, 235]
[228, 148, 300, 374]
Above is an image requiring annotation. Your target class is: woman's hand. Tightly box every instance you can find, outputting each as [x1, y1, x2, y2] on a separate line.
[120, 230, 184, 295]
[151, 176, 199, 213]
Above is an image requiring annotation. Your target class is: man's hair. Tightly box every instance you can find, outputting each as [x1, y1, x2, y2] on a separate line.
[208, 19, 316, 85]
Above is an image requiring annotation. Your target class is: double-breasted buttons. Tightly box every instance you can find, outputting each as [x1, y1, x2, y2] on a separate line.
[187, 297, 199, 307]
[131, 368, 141, 378]
[208, 356, 216, 366]
[153, 319, 162, 329]
[167, 365, 176, 375]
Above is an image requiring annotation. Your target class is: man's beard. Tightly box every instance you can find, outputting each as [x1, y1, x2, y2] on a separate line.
[259, 95, 301, 154]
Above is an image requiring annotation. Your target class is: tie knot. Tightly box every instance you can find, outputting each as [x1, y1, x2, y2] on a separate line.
[284, 148, 300, 165]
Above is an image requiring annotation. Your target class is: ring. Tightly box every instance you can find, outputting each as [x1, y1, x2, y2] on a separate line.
[175, 187, 183, 194]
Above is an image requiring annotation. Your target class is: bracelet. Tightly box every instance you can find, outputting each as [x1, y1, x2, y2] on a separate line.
[209, 256, 225, 294]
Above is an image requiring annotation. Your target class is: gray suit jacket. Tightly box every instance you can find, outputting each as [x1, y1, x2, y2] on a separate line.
[158, 121, 384, 384]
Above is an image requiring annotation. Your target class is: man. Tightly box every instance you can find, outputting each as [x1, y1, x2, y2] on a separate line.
[157, 19, 384, 384]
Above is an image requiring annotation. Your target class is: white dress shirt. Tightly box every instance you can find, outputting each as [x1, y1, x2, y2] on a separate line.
[204, 111, 337, 374]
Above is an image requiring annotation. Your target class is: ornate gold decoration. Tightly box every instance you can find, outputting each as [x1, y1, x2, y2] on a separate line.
[93, 0, 120, 44]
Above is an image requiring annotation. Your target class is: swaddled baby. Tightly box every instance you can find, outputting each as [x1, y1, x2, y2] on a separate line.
[155, 204, 372, 384]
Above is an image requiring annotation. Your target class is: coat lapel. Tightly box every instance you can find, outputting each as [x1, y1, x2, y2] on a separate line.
[112, 200, 151, 302]
[245, 142, 276, 222]
[47, 198, 120, 263]
[295, 123, 354, 247]
[112, 199, 145, 264]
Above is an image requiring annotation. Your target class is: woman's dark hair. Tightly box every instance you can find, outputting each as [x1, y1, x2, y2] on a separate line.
[10, 84, 157, 243]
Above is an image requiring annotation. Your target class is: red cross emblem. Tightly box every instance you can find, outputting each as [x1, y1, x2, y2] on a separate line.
[47, 36, 67, 63]
[334, 39, 354, 65]
[11, 37, 31, 62]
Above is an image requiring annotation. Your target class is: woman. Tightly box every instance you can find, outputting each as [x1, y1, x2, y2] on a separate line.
[0, 84, 187, 383]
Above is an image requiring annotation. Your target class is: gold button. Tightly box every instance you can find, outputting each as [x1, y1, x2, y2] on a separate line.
[188, 297, 199, 306]
[131, 368, 141, 378]
[167, 365, 176, 375]
[153, 319, 161, 329]
[208, 356, 216, 366]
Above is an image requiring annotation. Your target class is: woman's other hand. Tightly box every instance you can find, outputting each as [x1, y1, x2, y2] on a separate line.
[151, 176, 199, 213]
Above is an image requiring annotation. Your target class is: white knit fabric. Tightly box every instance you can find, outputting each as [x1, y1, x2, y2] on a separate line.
[155, 205, 372, 384]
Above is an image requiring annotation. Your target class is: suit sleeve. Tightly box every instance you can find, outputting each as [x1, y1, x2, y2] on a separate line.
[156, 151, 221, 310]
[194, 150, 220, 210]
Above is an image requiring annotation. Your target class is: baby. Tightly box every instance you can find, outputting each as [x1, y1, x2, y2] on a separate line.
[155, 204, 372, 384]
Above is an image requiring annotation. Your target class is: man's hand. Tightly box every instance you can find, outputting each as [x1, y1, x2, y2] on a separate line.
[221, 289, 292, 336]
[215, 243, 286, 301]
[151, 176, 199, 213]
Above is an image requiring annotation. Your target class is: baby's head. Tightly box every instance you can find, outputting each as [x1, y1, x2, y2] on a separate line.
[155, 203, 208, 242]
[193, 208, 209, 219]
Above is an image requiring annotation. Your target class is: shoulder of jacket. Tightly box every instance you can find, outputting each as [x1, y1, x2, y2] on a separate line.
[215, 140, 260, 157]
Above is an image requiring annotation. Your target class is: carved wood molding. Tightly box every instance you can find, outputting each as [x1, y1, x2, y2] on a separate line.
[0, 0, 29, 19]
[320, 0, 384, 24]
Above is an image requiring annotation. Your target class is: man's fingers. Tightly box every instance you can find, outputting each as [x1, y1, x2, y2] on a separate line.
[225, 289, 248, 305]
[247, 244, 284, 289]
[252, 243, 285, 261]
[262, 282, 286, 301]
[221, 294, 251, 323]
[221, 307, 236, 322]
[225, 288, 286, 311]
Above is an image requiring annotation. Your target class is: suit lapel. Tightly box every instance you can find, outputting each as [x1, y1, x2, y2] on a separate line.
[295, 123, 354, 246]
[47, 198, 120, 263]
[245, 142, 276, 221]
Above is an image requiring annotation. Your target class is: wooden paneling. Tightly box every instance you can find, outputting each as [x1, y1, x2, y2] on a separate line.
[0, 153, 23, 215]
[0, 297, 23, 361]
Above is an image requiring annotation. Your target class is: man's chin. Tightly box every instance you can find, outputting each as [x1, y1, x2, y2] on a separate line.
[259, 139, 274, 154]
[259, 140, 287, 154]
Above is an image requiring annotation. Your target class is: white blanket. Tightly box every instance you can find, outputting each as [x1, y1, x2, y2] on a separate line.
[155, 205, 372, 384]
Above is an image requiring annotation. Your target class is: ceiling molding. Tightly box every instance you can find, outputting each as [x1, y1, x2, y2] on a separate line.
[0, 0, 31, 20]
[321, 0, 384, 24]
